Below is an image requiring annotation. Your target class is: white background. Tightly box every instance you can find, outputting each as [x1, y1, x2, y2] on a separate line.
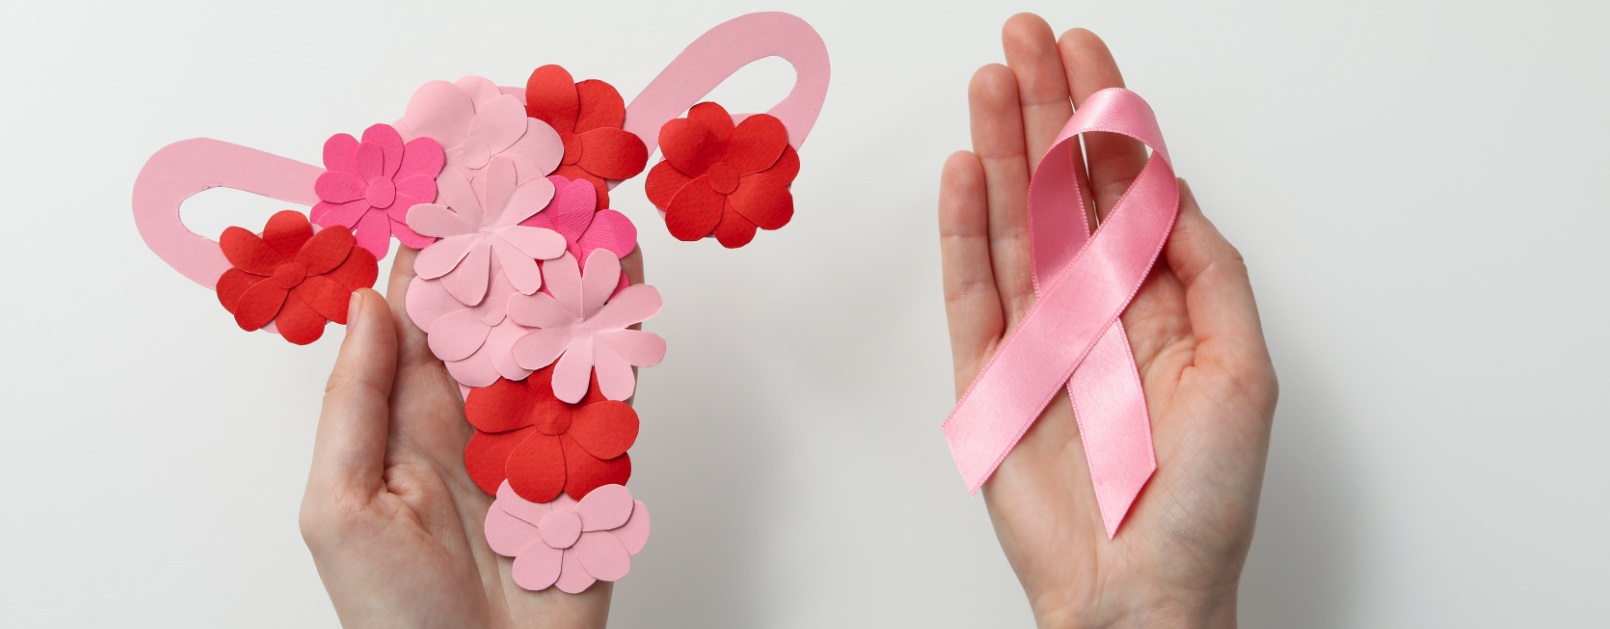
[2, 0, 1606, 627]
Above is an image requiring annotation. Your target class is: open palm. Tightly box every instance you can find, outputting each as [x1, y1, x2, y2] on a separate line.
[939, 16, 1277, 628]
[298, 246, 643, 629]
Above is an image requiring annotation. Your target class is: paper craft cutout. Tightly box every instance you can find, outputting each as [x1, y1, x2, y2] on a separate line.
[408, 159, 567, 305]
[524, 66, 647, 207]
[309, 124, 445, 259]
[943, 89, 1174, 538]
[526, 175, 636, 294]
[645, 103, 798, 248]
[394, 76, 563, 186]
[217, 210, 377, 345]
[485, 482, 649, 593]
[406, 256, 532, 387]
[509, 250, 666, 403]
[464, 368, 637, 501]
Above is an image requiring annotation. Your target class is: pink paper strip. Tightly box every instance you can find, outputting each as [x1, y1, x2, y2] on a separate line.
[942, 88, 1177, 538]
[133, 138, 323, 287]
[622, 11, 830, 155]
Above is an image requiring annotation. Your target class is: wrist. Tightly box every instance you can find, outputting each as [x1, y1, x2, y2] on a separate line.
[1035, 585, 1238, 629]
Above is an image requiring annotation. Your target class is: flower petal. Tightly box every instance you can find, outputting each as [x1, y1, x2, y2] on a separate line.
[770, 144, 801, 183]
[551, 335, 594, 404]
[310, 199, 370, 230]
[435, 167, 483, 228]
[325, 244, 378, 291]
[219, 227, 283, 275]
[232, 280, 288, 331]
[537, 253, 584, 317]
[596, 329, 667, 369]
[425, 308, 490, 362]
[465, 379, 535, 433]
[297, 227, 356, 275]
[588, 283, 661, 330]
[574, 79, 625, 131]
[484, 496, 541, 556]
[512, 540, 564, 591]
[723, 114, 789, 175]
[575, 210, 637, 260]
[560, 437, 630, 499]
[687, 101, 734, 142]
[397, 136, 446, 182]
[215, 268, 259, 313]
[322, 132, 359, 173]
[494, 240, 544, 295]
[276, 293, 327, 345]
[293, 275, 352, 323]
[573, 484, 634, 532]
[575, 128, 647, 180]
[538, 176, 596, 242]
[525, 65, 580, 133]
[389, 215, 435, 250]
[465, 427, 534, 495]
[511, 326, 573, 371]
[502, 177, 557, 226]
[554, 550, 597, 594]
[445, 351, 503, 388]
[712, 208, 758, 248]
[728, 176, 794, 230]
[400, 80, 474, 147]
[469, 94, 529, 155]
[502, 227, 568, 260]
[262, 210, 314, 259]
[481, 158, 520, 220]
[507, 432, 566, 503]
[574, 532, 631, 582]
[579, 250, 621, 319]
[615, 500, 651, 555]
[314, 171, 366, 203]
[658, 118, 720, 176]
[503, 120, 565, 180]
[567, 402, 637, 461]
[412, 235, 474, 281]
[407, 203, 472, 239]
[354, 140, 384, 181]
[444, 243, 492, 306]
[487, 320, 536, 384]
[644, 160, 693, 211]
[498, 480, 555, 525]
[361, 123, 406, 178]
[352, 211, 393, 260]
[508, 292, 578, 330]
[664, 178, 724, 241]
[591, 340, 637, 402]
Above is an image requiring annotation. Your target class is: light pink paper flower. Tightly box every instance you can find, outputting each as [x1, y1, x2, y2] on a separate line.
[525, 176, 638, 263]
[395, 76, 562, 186]
[509, 250, 665, 403]
[310, 123, 444, 259]
[405, 257, 531, 388]
[408, 159, 567, 307]
[485, 482, 649, 593]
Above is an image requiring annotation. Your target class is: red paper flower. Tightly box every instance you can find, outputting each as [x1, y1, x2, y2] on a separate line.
[464, 367, 638, 502]
[524, 65, 648, 208]
[216, 210, 378, 345]
[644, 102, 800, 248]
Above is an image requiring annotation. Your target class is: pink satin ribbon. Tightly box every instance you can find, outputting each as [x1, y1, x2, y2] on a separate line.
[943, 88, 1177, 538]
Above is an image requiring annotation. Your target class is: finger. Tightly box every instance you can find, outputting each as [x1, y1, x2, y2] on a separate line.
[969, 64, 1036, 322]
[939, 151, 1005, 391]
[384, 247, 442, 371]
[1002, 14, 1073, 172]
[310, 288, 397, 496]
[1164, 180, 1271, 372]
[621, 246, 644, 286]
[1060, 28, 1148, 220]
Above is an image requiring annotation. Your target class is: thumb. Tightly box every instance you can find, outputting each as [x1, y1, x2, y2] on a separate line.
[308, 288, 397, 497]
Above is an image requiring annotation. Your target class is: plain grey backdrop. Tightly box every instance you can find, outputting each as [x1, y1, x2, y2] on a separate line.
[2, 0, 1606, 626]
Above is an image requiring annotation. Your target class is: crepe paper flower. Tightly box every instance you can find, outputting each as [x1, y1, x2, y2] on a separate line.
[395, 75, 563, 186]
[463, 367, 637, 501]
[485, 482, 649, 593]
[508, 250, 666, 403]
[644, 102, 801, 248]
[405, 257, 531, 388]
[525, 176, 637, 269]
[524, 65, 648, 207]
[309, 123, 445, 259]
[408, 159, 567, 307]
[216, 210, 378, 345]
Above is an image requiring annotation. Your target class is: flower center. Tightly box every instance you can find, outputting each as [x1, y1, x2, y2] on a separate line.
[459, 137, 491, 170]
[365, 177, 396, 208]
[532, 402, 572, 435]
[537, 510, 582, 549]
[271, 262, 308, 289]
[561, 133, 582, 166]
[707, 161, 739, 195]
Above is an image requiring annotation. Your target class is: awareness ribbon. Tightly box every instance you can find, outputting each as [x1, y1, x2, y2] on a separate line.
[943, 88, 1178, 538]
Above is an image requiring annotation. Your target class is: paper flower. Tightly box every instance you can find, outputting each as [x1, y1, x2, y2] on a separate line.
[395, 76, 563, 186]
[485, 482, 649, 593]
[524, 65, 649, 207]
[509, 250, 666, 403]
[464, 367, 637, 501]
[216, 210, 378, 345]
[405, 257, 531, 387]
[525, 176, 637, 268]
[645, 102, 800, 248]
[408, 159, 567, 306]
[309, 123, 445, 259]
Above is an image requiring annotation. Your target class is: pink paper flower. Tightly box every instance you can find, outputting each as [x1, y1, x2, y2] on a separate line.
[525, 176, 638, 263]
[405, 257, 532, 388]
[310, 123, 444, 259]
[395, 76, 563, 186]
[485, 482, 649, 593]
[509, 250, 666, 403]
[408, 159, 567, 307]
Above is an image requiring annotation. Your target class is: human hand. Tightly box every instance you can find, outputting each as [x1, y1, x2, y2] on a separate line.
[299, 247, 643, 628]
[939, 15, 1278, 629]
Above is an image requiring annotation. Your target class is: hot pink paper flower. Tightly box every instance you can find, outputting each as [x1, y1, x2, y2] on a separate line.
[405, 257, 532, 388]
[509, 250, 666, 403]
[395, 76, 563, 186]
[484, 482, 649, 593]
[408, 159, 567, 307]
[525, 176, 638, 263]
[310, 123, 444, 259]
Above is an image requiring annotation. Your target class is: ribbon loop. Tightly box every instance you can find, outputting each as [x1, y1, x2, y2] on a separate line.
[943, 88, 1178, 538]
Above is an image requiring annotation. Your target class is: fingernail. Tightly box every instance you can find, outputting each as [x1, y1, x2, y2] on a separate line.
[347, 291, 363, 326]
